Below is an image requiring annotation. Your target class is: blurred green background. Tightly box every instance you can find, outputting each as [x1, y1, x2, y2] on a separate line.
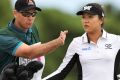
[0, 0, 120, 80]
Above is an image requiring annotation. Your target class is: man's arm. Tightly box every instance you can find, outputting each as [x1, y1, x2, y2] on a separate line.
[15, 30, 68, 59]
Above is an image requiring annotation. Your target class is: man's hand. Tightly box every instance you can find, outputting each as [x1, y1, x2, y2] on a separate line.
[57, 30, 68, 45]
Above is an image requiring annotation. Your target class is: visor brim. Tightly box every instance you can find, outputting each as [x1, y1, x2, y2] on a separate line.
[20, 6, 41, 11]
[76, 10, 96, 15]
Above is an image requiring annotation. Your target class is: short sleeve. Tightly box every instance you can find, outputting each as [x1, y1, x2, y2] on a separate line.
[0, 35, 23, 56]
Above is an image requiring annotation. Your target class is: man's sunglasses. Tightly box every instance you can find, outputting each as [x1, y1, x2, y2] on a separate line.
[19, 11, 37, 17]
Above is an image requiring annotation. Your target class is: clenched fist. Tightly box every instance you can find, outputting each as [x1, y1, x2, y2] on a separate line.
[57, 30, 68, 45]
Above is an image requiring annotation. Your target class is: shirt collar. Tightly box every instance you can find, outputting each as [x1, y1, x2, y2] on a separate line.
[81, 29, 108, 44]
[102, 29, 108, 39]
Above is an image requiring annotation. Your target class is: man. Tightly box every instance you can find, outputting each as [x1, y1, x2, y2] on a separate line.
[0, 0, 68, 80]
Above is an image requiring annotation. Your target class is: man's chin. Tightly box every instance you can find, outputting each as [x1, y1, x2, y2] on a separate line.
[26, 24, 32, 28]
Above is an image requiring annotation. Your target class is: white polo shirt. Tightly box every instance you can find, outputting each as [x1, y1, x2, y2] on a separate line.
[43, 30, 120, 80]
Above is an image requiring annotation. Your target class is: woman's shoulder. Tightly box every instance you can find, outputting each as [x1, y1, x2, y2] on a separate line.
[107, 32, 120, 42]
[71, 36, 83, 45]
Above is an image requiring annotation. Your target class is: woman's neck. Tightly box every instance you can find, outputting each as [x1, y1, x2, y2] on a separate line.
[87, 29, 102, 44]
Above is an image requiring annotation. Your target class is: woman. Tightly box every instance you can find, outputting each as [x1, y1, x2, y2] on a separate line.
[42, 3, 120, 80]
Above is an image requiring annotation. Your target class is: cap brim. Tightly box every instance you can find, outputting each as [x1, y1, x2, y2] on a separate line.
[76, 10, 95, 15]
[76, 11, 84, 15]
[21, 6, 42, 11]
[35, 7, 41, 11]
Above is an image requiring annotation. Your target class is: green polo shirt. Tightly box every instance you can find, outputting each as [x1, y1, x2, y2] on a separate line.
[0, 20, 40, 73]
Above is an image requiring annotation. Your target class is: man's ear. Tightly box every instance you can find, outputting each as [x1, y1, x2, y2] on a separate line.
[13, 10, 17, 18]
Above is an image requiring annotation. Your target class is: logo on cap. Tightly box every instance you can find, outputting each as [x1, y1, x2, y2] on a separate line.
[28, 1, 34, 5]
[83, 6, 92, 11]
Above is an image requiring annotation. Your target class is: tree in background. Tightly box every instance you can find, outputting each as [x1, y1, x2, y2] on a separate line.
[0, 0, 12, 27]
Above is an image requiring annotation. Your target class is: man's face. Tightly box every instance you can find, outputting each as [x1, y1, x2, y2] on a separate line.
[13, 9, 37, 32]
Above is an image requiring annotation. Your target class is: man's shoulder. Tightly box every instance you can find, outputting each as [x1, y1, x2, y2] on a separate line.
[31, 25, 38, 32]
[0, 27, 17, 42]
[0, 27, 15, 36]
[0, 27, 9, 34]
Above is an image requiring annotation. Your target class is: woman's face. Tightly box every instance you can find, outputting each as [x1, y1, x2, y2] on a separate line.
[81, 13, 103, 34]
